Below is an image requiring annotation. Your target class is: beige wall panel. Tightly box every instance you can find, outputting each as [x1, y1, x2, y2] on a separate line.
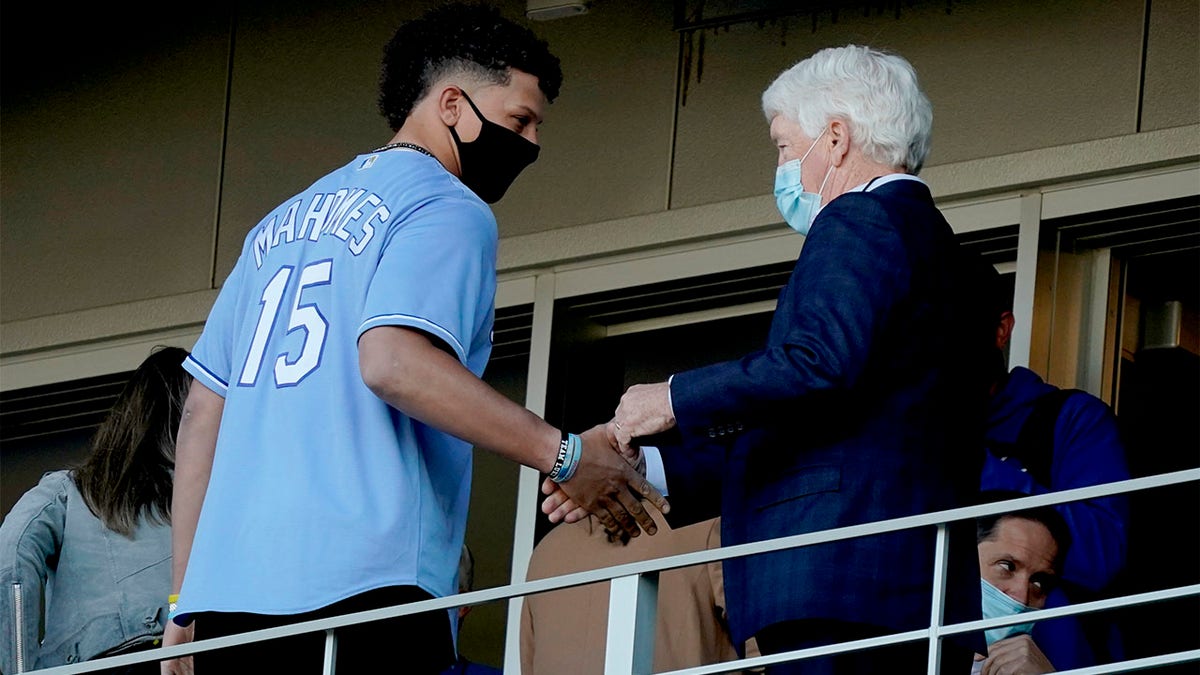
[670, 0, 1144, 209]
[489, 1, 680, 237]
[1029, 249, 1057, 380]
[1141, 0, 1200, 131]
[0, 11, 231, 322]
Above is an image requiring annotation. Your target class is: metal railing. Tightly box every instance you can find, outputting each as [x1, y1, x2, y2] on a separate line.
[29, 468, 1200, 675]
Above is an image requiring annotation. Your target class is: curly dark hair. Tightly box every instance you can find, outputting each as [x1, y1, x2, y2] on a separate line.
[378, 2, 563, 131]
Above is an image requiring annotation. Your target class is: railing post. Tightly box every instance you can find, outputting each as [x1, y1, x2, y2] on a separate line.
[605, 571, 659, 675]
[26, 471, 1200, 675]
[506, 271, 558, 674]
[927, 523, 949, 674]
[323, 628, 337, 674]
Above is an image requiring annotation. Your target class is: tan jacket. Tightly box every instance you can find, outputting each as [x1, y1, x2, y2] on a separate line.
[520, 510, 750, 674]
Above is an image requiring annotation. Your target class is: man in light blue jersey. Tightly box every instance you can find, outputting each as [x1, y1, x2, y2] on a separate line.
[162, 4, 666, 673]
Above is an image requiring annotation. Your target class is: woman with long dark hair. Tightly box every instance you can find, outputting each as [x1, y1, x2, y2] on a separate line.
[1, 346, 190, 672]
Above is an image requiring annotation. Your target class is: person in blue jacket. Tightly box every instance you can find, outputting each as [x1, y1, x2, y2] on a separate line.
[983, 292, 1132, 667]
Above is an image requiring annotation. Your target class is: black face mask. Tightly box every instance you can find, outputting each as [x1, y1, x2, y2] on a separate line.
[448, 91, 540, 203]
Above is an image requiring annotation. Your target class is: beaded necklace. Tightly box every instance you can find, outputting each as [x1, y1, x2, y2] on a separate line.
[371, 142, 434, 158]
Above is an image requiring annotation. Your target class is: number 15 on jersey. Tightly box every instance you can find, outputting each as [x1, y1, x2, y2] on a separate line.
[239, 259, 333, 388]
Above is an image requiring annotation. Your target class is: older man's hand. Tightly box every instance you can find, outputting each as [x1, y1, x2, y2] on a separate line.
[613, 382, 675, 454]
[544, 424, 668, 538]
[607, 418, 647, 475]
[981, 634, 1055, 675]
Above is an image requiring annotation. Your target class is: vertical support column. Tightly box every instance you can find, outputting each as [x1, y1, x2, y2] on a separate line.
[605, 572, 660, 675]
[1080, 248, 1113, 397]
[503, 272, 557, 674]
[323, 629, 338, 675]
[926, 523, 950, 675]
[1009, 193, 1043, 370]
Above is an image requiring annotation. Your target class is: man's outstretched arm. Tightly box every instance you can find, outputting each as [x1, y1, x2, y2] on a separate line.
[359, 325, 667, 537]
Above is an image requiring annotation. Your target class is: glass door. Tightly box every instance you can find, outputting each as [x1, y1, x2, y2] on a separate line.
[1034, 195, 1199, 664]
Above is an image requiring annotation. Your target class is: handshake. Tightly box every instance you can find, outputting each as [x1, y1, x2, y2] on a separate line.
[540, 382, 675, 540]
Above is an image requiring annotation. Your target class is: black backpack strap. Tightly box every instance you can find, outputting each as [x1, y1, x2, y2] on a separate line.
[1008, 388, 1082, 487]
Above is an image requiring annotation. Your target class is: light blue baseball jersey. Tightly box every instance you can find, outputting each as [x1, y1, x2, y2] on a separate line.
[180, 148, 495, 618]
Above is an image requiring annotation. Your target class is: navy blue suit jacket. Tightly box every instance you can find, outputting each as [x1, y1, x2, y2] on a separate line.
[658, 178, 994, 651]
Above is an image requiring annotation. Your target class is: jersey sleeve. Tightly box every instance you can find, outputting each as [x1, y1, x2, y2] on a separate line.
[358, 198, 497, 365]
[184, 255, 251, 396]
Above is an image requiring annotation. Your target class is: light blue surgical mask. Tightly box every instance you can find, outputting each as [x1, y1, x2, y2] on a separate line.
[980, 578, 1037, 645]
[774, 128, 833, 236]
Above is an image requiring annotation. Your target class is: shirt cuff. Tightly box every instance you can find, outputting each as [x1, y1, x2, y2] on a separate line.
[666, 375, 676, 419]
[642, 446, 669, 497]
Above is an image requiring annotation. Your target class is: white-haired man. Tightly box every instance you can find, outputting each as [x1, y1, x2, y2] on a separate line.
[546, 44, 997, 673]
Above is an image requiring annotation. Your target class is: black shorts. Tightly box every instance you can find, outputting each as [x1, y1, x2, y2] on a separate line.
[191, 585, 455, 674]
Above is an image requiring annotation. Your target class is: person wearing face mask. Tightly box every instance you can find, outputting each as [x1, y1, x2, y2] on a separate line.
[981, 276, 1130, 669]
[542, 44, 998, 673]
[161, 4, 667, 675]
[974, 496, 1072, 675]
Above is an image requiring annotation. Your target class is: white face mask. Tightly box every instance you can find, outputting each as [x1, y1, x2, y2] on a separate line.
[980, 577, 1038, 645]
[773, 128, 833, 236]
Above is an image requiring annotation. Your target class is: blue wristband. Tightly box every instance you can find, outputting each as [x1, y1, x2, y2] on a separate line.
[559, 433, 581, 482]
[549, 433, 581, 483]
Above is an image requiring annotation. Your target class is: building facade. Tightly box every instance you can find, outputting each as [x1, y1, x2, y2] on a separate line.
[2, 0, 1197, 669]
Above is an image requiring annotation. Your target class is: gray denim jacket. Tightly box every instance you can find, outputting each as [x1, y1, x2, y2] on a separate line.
[0, 470, 171, 672]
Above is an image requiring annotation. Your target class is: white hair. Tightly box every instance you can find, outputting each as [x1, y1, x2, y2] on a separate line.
[762, 45, 934, 174]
